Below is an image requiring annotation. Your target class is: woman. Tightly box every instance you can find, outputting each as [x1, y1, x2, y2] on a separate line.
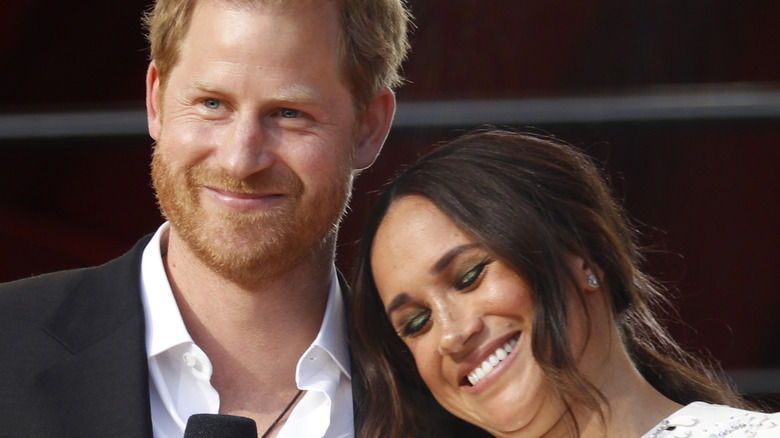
[348, 129, 779, 437]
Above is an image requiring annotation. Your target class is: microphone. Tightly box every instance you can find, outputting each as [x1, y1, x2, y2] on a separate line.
[183, 414, 258, 438]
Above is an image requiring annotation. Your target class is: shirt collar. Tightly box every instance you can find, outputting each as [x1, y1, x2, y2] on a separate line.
[140, 222, 352, 379]
[140, 222, 194, 358]
[296, 267, 352, 383]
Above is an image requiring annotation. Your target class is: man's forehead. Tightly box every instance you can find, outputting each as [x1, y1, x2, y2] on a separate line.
[219, 0, 331, 12]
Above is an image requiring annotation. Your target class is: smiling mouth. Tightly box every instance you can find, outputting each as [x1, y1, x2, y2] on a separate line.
[466, 334, 519, 386]
[208, 186, 279, 198]
[204, 186, 288, 210]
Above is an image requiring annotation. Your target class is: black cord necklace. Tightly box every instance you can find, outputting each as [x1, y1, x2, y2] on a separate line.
[260, 389, 304, 438]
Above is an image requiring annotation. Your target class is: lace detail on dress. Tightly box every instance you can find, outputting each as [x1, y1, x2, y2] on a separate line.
[648, 411, 777, 438]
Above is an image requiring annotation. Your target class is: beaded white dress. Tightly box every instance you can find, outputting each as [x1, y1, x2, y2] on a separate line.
[640, 402, 780, 437]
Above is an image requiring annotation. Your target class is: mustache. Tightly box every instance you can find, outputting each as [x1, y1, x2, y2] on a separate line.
[186, 165, 304, 196]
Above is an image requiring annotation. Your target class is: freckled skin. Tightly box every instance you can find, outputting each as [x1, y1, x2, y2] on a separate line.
[371, 195, 564, 436]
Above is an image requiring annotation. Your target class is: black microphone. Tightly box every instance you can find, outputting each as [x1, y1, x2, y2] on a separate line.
[183, 414, 258, 438]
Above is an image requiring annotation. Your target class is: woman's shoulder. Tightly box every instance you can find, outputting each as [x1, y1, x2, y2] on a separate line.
[641, 401, 780, 437]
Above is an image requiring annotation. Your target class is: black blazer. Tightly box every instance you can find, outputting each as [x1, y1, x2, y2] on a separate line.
[0, 236, 154, 437]
[0, 236, 385, 438]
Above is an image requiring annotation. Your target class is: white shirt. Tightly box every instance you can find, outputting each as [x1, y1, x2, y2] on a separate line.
[140, 223, 354, 438]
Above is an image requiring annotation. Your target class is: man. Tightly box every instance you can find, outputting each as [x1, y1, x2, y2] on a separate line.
[0, 0, 410, 436]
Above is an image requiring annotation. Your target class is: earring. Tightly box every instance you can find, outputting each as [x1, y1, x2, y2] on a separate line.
[587, 274, 600, 289]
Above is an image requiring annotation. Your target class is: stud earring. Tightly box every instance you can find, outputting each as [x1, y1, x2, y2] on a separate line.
[587, 274, 600, 289]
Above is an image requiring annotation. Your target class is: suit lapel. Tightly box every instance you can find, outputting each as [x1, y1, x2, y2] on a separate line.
[36, 236, 154, 438]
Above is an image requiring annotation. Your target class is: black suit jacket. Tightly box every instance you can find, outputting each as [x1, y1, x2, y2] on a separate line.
[0, 236, 154, 437]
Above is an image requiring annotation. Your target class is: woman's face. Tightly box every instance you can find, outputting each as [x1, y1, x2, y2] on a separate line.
[371, 195, 568, 436]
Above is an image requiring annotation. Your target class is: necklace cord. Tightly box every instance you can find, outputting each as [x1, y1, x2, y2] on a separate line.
[260, 389, 304, 438]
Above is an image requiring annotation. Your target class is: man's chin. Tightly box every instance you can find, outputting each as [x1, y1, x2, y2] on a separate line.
[174, 217, 331, 285]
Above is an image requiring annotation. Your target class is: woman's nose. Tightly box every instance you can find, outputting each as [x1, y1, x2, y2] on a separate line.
[437, 307, 483, 357]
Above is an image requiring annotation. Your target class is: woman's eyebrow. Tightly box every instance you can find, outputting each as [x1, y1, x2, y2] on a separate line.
[384, 243, 481, 316]
[386, 293, 411, 316]
[431, 243, 480, 274]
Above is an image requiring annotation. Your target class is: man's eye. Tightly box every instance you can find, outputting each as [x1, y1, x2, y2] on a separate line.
[280, 108, 299, 118]
[400, 310, 431, 338]
[203, 99, 221, 110]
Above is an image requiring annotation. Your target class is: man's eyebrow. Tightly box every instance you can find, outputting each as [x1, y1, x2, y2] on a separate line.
[192, 81, 226, 94]
[431, 243, 480, 274]
[190, 82, 323, 104]
[385, 293, 411, 316]
[269, 84, 323, 104]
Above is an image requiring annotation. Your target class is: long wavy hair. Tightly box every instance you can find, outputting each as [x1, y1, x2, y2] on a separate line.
[347, 129, 746, 437]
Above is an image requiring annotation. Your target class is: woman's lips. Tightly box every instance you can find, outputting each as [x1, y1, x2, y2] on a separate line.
[464, 334, 520, 387]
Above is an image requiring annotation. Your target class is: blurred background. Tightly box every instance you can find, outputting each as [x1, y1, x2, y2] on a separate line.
[1, 0, 778, 408]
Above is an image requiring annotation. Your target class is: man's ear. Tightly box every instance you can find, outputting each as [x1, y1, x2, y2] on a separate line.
[146, 61, 162, 141]
[353, 87, 396, 170]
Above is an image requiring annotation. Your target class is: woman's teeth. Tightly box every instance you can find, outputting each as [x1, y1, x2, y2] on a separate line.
[467, 336, 518, 386]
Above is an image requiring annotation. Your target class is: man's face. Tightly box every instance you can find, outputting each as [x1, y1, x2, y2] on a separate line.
[147, 1, 363, 284]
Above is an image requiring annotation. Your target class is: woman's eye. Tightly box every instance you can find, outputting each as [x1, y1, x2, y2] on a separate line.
[280, 108, 299, 118]
[400, 310, 431, 338]
[456, 261, 488, 290]
[203, 98, 221, 109]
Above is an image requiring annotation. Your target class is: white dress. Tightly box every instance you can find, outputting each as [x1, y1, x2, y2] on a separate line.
[640, 402, 780, 437]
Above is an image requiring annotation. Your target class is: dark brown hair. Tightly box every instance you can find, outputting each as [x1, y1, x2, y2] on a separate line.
[347, 129, 746, 436]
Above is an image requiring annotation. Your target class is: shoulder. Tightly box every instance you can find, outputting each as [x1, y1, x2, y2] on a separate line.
[0, 266, 100, 319]
[643, 402, 780, 438]
[0, 235, 153, 321]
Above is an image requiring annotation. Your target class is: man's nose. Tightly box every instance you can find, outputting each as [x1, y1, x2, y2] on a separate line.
[218, 115, 276, 180]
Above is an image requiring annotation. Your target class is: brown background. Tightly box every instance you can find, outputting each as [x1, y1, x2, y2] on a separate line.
[1, 0, 778, 406]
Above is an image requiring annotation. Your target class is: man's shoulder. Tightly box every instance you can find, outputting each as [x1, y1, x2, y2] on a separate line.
[0, 234, 156, 438]
[0, 264, 108, 324]
[0, 234, 153, 318]
[0, 265, 94, 293]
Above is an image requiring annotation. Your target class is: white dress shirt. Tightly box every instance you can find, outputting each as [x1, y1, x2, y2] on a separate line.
[139, 223, 354, 438]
